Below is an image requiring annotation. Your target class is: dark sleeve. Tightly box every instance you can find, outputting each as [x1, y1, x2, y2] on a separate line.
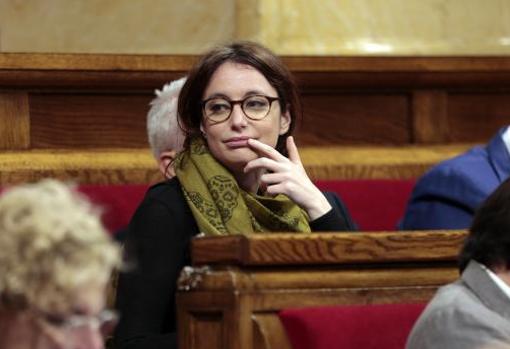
[310, 191, 357, 231]
[399, 165, 477, 230]
[114, 190, 196, 349]
[399, 197, 474, 230]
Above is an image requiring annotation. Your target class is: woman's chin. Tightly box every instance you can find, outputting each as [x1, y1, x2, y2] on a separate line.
[220, 148, 259, 173]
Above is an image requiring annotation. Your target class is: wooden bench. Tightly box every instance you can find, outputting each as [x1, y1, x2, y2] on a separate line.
[0, 53, 508, 184]
[176, 230, 466, 349]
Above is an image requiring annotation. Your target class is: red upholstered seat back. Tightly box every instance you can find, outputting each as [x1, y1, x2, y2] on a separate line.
[315, 179, 416, 231]
[0, 184, 148, 235]
[279, 303, 426, 349]
[0, 179, 416, 234]
[84, 180, 414, 232]
[77, 184, 148, 234]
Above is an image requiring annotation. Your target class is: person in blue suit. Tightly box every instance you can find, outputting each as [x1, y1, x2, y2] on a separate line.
[400, 126, 510, 230]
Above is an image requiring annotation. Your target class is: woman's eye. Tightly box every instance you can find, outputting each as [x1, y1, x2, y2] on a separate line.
[208, 103, 229, 113]
[245, 99, 268, 109]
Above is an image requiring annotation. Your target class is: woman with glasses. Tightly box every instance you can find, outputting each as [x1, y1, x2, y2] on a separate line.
[0, 179, 121, 349]
[115, 41, 356, 349]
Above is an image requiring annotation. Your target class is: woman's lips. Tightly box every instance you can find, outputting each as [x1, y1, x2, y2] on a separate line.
[224, 137, 251, 149]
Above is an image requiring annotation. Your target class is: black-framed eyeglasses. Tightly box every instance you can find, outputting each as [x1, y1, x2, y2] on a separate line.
[202, 94, 280, 123]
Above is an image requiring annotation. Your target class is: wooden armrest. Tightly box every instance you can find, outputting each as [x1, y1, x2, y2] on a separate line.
[191, 230, 467, 266]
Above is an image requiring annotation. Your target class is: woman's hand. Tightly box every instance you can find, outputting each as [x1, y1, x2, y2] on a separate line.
[244, 136, 332, 221]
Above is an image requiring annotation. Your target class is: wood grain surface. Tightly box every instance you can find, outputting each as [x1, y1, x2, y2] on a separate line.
[0, 149, 160, 185]
[0, 92, 30, 149]
[4, 53, 510, 72]
[0, 145, 470, 185]
[298, 94, 410, 145]
[179, 230, 464, 349]
[192, 231, 467, 266]
[30, 94, 150, 148]
[448, 93, 510, 142]
[1, 54, 509, 151]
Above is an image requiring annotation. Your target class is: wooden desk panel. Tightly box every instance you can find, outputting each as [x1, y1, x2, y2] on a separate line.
[177, 231, 466, 349]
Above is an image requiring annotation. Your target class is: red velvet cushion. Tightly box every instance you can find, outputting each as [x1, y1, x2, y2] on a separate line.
[279, 303, 425, 349]
[315, 179, 415, 231]
[77, 184, 148, 234]
[0, 179, 416, 234]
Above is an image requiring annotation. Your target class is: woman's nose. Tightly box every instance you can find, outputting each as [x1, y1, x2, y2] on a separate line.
[230, 104, 248, 128]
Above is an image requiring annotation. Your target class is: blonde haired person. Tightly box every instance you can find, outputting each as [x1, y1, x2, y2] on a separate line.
[147, 77, 187, 178]
[0, 179, 121, 349]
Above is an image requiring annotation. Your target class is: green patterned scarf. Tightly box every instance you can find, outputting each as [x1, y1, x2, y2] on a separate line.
[174, 137, 311, 236]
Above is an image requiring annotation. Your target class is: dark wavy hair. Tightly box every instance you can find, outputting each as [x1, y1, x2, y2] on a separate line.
[177, 41, 301, 156]
[459, 177, 510, 272]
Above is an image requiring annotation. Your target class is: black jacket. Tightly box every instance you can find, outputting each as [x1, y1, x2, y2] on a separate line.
[114, 177, 355, 349]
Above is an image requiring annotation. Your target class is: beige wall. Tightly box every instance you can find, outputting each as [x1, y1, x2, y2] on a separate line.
[260, 0, 510, 55]
[1, 0, 510, 55]
[0, 0, 235, 54]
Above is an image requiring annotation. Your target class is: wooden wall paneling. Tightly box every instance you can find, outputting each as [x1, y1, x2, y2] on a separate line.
[298, 94, 410, 145]
[0, 92, 30, 149]
[412, 90, 449, 144]
[29, 93, 151, 148]
[447, 93, 510, 142]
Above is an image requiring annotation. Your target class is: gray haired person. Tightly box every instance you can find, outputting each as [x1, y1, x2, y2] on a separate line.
[147, 77, 186, 178]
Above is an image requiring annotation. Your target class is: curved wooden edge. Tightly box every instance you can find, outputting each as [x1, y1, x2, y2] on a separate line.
[252, 314, 292, 349]
[191, 230, 467, 266]
[0, 145, 470, 185]
[3, 53, 510, 72]
[3, 55, 510, 90]
[0, 53, 197, 71]
[300, 144, 470, 180]
[0, 148, 160, 185]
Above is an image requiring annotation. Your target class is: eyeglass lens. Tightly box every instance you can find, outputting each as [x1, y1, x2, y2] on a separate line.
[203, 95, 274, 122]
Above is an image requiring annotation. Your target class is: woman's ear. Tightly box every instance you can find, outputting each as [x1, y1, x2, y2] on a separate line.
[279, 110, 291, 135]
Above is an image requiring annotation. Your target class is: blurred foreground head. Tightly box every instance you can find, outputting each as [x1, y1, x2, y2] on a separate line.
[0, 179, 121, 349]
